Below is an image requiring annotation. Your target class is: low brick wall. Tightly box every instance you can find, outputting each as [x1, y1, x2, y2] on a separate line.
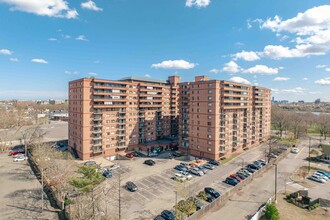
[188, 148, 290, 220]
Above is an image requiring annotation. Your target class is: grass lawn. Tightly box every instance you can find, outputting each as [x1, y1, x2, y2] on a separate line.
[221, 153, 240, 165]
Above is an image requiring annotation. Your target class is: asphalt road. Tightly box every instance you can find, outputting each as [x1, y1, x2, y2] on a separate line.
[204, 138, 328, 220]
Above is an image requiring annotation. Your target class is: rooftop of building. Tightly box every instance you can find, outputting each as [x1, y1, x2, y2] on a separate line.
[119, 76, 168, 84]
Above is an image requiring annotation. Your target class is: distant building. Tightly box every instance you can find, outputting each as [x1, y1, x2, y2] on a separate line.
[315, 98, 321, 104]
[298, 100, 304, 104]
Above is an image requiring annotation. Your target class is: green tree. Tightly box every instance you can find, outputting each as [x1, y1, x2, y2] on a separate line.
[264, 202, 279, 220]
[70, 165, 104, 192]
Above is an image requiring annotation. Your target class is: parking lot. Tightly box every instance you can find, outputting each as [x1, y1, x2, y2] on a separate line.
[0, 153, 58, 220]
[99, 143, 272, 220]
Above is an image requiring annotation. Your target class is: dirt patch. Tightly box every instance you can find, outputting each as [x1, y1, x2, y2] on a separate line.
[277, 193, 330, 220]
[290, 167, 316, 188]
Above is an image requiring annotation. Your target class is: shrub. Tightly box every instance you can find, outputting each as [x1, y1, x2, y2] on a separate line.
[197, 191, 207, 201]
[264, 202, 279, 220]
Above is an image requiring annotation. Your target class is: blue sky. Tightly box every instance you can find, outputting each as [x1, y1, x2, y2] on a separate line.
[0, 0, 330, 101]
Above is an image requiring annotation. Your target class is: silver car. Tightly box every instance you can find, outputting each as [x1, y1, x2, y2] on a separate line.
[203, 163, 215, 170]
[196, 166, 208, 174]
[190, 168, 204, 176]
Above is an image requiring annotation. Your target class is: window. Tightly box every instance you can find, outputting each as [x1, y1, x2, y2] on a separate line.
[208, 141, 211, 145]
[208, 84, 212, 87]
[208, 109, 212, 113]
[207, 122, 211, 126]
[208, 96, 212, 100]
[208, 90, 212, 94]
[208, 134, 212, 138]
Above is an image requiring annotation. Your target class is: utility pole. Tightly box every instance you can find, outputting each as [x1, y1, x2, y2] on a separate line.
[274, 163, 278, 203]
[268, 138, 272, 163]
[308, 137, 311, 173]
[118, 171, 121, 220]
[41, 167, 44, 213]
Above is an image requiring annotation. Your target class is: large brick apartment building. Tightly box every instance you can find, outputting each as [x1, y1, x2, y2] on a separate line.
[68, 75, 271, 161]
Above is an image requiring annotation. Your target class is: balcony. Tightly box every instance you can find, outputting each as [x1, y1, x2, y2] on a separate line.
[93, 110, 102, 115]
[93, 135, 102, 140]
[94, 123, 102, 127]
[93, 129, 102, 134]
[118, 120, 126, 125]
[93, 116, 102, 121]
[118, 126, 125, 130]
[92, 146, 103, 153]
[93, 142, 102, 147]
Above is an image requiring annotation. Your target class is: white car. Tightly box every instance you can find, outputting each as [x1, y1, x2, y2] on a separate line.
[179, 171, 193, 180]
[13, 153, 25, 158]
[313, 172, 329, 180]
[108, 164, 120, 170]
[190, 168, 204, 176]
[291, 148, 299, 153]
[14, 156, 27, 162]
[172, 173, 187, 182]
[309, 175, 326, 183]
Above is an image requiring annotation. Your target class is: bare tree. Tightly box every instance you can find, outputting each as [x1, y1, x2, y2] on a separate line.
[287, 112, 307, 139]
[0, 129, 13, 152]
[271, 106, 289, 137]
[20, 126, 46, 157]
[316, 114, 330, 140]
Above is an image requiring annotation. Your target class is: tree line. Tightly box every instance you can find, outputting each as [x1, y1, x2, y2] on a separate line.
[272, 105, 330, 140]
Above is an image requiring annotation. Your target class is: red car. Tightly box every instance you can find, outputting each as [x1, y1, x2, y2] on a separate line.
[230, 174, 243, 182]
[9, 149, 25, 156]
[126, 152, 138, 158]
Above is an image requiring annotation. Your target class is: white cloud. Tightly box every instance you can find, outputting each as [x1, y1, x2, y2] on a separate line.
[0, 0, 78, 19]
[48, 38, 57, 41]
[315, 77, 330, 85]
[145, 74, 151, 78]
[151, 60, 196, 69]
[62, 34, 71, 39]
[88, 72, 97, 76]
[65, 70, 79, 75]
[10, 58, 18, 62]
[31, 58, 48, 64]
[273, 77, 290, 81]
[326, 68, 330, 72]
[94, 60, 101, 64]
[309, 91, 322, 94]
[185, 0, 210, 8]
[303, 77, 308, 80]
[233, 51, 260, 61]
[316, 64, 327, 68]
[0, 49, 12, 55]
[242, 65, 279, 75]
[259, 5, 330, 59]
[76, 35, 88, 41]
[221, 61, 242, 73]
[81, 0, 102, 11]
[281, 87, 305, 94]
[229, 76, 251, 85]
[209, 68, 220, 74]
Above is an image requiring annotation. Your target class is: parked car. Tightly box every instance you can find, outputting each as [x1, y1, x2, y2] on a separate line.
[187, 197, 204, 210]
[247, 164, 260, 170]
[189, 163, 197, 167]
[13, 153, 25, 158]
[239, 169, 252, 176]
[225, 177, 239, 186]
[245, 167, 256, 173]
[208, 159, 220, 166]
[172, 173, 187, 183]
[9, 149, 24, 156]
[180, 162, 189, 167]
[291, 148, 299, 154]
[125, 152, 138, 158]
[230, 174, 243, 182]
[257, 159, 266, 166]
[196, 166, 208, 174]
[84, 161, 96, 166]
[204, 187, 220, 198]
[126, 181, 138, 192]
[172, 152, 182, 157]
[144, 159, 156, 166]
[313, 172, 329, 180]
[203, 163, 215, 170]
[268, 153, 278, 158]
[236, 172, 247, 180]
[154, 215, 166, 220]
[205, 193, 216, 203]
[180, 171, 193, 180]
[13, 156, 28, 162]
[108, 164, 120, 170]
[161, 210, 175, 220]
[252, 161, 263, 169]
[149, 152, 158, 157]
[309, 175, 326, 183]
[316, 170, 330, 178]
[190, 168, 204, 176]
[174, 165, 188, 172]
[280, 145, 288, 150]
[102, 172, 113, 178]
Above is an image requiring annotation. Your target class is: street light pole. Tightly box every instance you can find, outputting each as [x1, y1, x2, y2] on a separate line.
[41, 167, 44, 213]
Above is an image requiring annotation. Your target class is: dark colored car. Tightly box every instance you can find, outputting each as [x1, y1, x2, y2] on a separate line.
[236, 173, 246, 180]
[154, 215, 166, 220]
[257, 159, 266, 166]
[204, 187, 221, 198]
[205, 193, 216, 203]
[126, 152, 138, 158]
[252, 161, 263, 168]
[144, 159, 156, 166]
[174, 165, 187, 172]
[225, 177, 239, 186]
[172, 152, 182, 157]
[208, 159, 220, 166]
[102, 172, 113, 178]
[245, 167, 256, 173]
[161, 210, 175, 220]
[180, 162, 189, 167]
[126, 181, 138, 192]
[247, 164, 260, 170]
